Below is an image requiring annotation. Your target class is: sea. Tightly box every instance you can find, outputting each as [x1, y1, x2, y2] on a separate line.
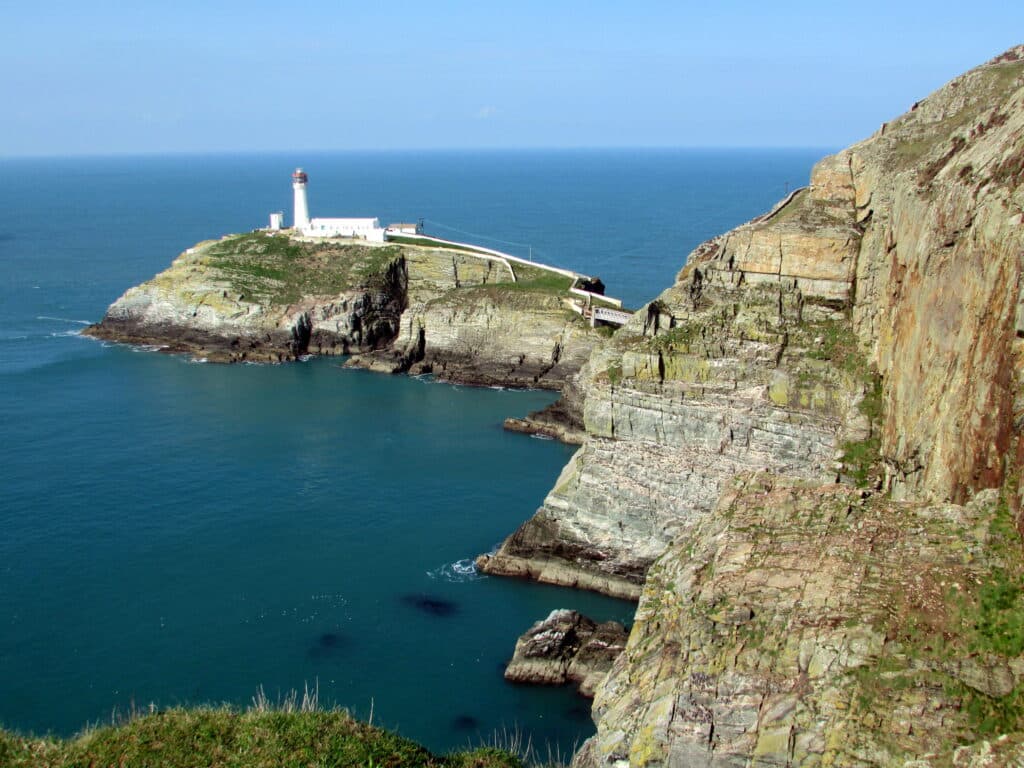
[0, 149, 826, 754]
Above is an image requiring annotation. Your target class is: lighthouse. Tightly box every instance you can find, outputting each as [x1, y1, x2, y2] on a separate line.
[292, 168, 310, 231]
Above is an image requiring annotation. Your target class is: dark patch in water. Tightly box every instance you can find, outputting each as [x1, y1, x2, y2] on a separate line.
[319, 632, 344, 648]
[401, 593, 459, 617]
[307, 631, 348, 659]
[0, 233, 14, 243]
[452, 714, 479, 731]
[565, 704, 591, 722]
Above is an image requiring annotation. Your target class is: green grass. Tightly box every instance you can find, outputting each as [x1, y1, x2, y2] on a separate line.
[0, 708, 523, 768]
[644, 322, 702, 353]
[839, 374, 883, 488]
[605, 362, 622, 386]
[202, 233, 404, 305]
[965, 487, 1024, 657]
[937, 488, 1024, 736]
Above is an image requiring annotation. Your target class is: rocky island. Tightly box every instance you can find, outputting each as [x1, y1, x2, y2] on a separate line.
[85, 233, 617, 388]
[82, 44, 1024, 767]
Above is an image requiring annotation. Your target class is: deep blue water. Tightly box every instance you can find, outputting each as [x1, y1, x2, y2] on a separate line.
[0, 149, 825, 753]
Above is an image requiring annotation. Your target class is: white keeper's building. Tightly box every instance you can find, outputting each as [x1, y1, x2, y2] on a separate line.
[274, 168, 387, 242]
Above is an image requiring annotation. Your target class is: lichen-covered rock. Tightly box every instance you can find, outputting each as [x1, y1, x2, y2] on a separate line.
[351, 253, 603, 389]
[485, 45, 1024, 598]
[479, 207, 869, 592]
[87, 234, 604, 386]
[575, 477, 1023, 767]
[86, 234, 410, 362]
[841, 51, 1024, 504]
[504, 609, 628, 697]
[471, 46, 1024, 768]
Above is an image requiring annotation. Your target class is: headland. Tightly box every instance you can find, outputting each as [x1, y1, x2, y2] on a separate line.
[85, 226, 627, 389]
[82, 43, 1024, 766]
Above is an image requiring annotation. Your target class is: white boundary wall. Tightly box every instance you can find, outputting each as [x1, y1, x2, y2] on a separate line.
[305, 217, 386, 242]
[384, 232, 626, 310]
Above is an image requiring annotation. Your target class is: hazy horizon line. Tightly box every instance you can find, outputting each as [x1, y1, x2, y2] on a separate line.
[0, 144, 842, 162]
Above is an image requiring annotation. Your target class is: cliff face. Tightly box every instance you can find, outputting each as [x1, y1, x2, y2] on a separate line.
[351, 251, 599, 388]
[86, 234, 410, 362]
[87, 235, 603, 387]
[846, 53, 1024, 504]
[580, 478, 1020, 766]
[478, 47, 1024, 764]
[478, 150, 871, 598]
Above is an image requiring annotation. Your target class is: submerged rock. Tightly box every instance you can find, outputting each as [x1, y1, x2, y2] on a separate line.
[400, 593, 459, 617]
[504, 609, 627, 697]
[451, 714, 480, 731]
[306, 631, 349, 659]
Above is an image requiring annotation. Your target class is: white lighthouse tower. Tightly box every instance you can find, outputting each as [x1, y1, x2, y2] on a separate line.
[292, 168, 310, 231]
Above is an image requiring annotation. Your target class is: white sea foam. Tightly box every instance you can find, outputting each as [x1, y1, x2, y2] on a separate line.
[298, 354, 314, 362]
[50, 329, 82, 338]
[530, 433, 555, 440]
[189, 357, 208, 364]
[37, 316, 91, 325]
[427, 558, 484, 582]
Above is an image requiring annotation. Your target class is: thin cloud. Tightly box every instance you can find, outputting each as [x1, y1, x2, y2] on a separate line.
[475, 106, 498, 120]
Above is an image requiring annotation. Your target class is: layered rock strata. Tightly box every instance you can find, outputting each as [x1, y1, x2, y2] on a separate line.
[87, 235, 604, 387]
[86, 235, 408, 362]
[484, 46, 1024, 599]
[577, 477, 1020, 766]
[479, 153, 868, 597]
[479, 46, 1024, 765]
[504, 609, 628, 697]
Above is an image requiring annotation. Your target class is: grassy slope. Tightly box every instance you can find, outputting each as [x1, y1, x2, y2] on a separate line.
[0, 709, 521, 768]
[200, 233, 404, 306]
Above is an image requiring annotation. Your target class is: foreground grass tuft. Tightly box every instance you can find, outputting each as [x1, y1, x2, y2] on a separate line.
[0, 707, 523, 768]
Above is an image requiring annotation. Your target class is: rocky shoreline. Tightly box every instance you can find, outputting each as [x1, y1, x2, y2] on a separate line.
[86, 235, 607, 388]
[558, 46, 1024, 766]
[496, 45, 1024, 766]
[504, 610, 628, 698]
[85, 44, 1024, 766]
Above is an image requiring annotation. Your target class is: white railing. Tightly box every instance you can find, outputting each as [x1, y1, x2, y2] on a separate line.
[592, 307, 633, 326]
[569, 286, 622, 308]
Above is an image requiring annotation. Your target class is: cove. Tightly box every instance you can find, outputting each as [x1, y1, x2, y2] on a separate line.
[0, 348, 633, 754]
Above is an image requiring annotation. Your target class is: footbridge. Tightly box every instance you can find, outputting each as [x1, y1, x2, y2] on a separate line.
[589, 306, 633, 327]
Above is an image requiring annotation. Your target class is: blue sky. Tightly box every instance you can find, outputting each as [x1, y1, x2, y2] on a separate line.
[2, 1, 1021, 156]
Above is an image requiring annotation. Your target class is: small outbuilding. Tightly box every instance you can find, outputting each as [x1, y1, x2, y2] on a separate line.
[386, 222, 423, 235]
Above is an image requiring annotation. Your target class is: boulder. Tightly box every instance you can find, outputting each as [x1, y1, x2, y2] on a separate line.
[504, 609, 628, 697]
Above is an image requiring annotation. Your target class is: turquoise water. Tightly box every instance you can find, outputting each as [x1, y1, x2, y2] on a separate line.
[0, 149, 825, 752]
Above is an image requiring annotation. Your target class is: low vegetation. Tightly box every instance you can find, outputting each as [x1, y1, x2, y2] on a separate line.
[792, 315, 884, 487]
[0, 706, 522, 768]
[201, 233, 403, 305]
[846, 483, 1024, 749]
